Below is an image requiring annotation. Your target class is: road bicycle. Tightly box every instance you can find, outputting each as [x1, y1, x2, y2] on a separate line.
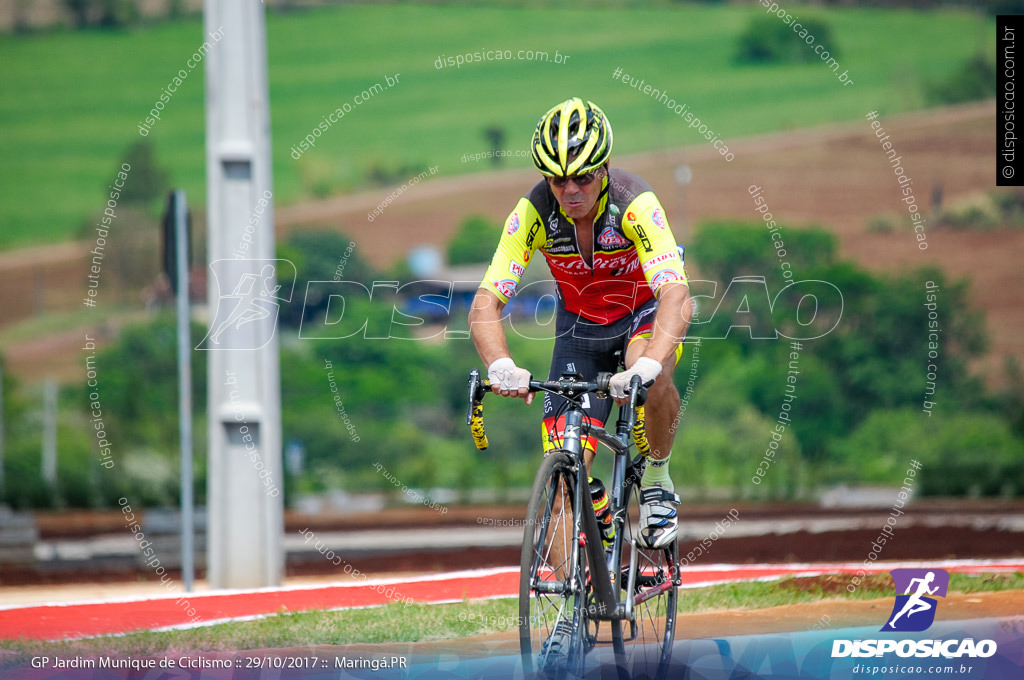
[467, 369, 679, 680]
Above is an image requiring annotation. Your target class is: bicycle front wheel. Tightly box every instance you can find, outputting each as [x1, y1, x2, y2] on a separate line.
[519, 450, 588, 678]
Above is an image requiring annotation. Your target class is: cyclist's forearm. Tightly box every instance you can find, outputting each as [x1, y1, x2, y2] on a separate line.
[646, 283, 693, 364]
[469, 289, 513, 367]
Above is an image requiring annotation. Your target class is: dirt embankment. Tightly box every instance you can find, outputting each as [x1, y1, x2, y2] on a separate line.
[3, 103, 1017, 386]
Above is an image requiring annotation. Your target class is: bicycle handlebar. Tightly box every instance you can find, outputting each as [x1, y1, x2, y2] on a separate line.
[466, 368, 489, 450]
[466, 369, 649, 452]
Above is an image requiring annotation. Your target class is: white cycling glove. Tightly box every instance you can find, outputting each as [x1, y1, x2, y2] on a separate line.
[609, 357, 663, 399]
[488, 357, 532, 395]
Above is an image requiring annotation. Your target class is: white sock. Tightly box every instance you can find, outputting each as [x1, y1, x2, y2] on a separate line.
[642, 453, 672, 488]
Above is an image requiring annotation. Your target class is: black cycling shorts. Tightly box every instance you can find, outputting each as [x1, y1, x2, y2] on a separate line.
[541, 298, 663, 452]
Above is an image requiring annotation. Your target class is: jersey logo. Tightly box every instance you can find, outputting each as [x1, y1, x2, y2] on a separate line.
[641, 252, 680, 273]
[548, 257, 590, 273]
[492, 279, 518, 298]
[544, 236, 575, 255]
[651, 268, 684, 288]
[597, 226, 630, 249]
[634, 225, 654, 253]
[507, 213, 521, 235]
[626, 211, 637, 222]
[598, 252, 639, 271]
[651, 208, 666, 229]
[509, 261, 525, 277]
[526, 218, 542, 249]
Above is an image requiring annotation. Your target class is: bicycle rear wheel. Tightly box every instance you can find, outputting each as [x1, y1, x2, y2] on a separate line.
[612, 486, 678, 680]
[519, 451, 589, 678]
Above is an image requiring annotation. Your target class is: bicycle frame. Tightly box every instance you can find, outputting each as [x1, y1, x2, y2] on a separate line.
[573, 388, 672, 623]
[467, 369, 676, 624]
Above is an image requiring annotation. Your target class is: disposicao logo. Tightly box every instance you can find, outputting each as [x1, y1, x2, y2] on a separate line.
[197, 259, 296, 351]
[831, 568, 997, 659]
[882, 568, 948, 632]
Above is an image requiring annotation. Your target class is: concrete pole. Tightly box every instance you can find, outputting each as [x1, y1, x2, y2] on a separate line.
[203, 0, 283, 589]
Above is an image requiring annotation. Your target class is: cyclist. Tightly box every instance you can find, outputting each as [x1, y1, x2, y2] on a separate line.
[469, 97, 693, 550]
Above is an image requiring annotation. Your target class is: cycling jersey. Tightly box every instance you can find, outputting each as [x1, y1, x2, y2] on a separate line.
[479, 169, 688, 324]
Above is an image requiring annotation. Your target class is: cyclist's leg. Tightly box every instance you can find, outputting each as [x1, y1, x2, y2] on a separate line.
[624, 340, 681, 462]
[622, 301, 684, 464]
[624, 300, 685, 549]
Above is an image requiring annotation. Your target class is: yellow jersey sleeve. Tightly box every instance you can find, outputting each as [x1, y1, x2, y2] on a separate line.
[622, 191, 689, 295]
[479, 198, 547, 303]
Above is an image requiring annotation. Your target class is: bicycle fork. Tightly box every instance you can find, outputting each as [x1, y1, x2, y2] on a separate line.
[558, 409, 622, 621]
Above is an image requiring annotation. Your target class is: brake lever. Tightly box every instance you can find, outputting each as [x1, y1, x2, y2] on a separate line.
[629, 374, 649, 407]
[466, 369, 489, 450]
[466, 368, 483, 425]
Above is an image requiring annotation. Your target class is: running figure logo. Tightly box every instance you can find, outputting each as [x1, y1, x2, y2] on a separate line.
[197, 259, 296, 350]
[881, 568, 949, 632]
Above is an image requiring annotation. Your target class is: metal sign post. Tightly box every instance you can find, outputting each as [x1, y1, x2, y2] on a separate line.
[165, 189, 195, 592]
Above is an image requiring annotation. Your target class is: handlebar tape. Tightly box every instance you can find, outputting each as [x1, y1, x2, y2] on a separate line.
[470, 402, 489, 450]
[632, 404, 651, 457]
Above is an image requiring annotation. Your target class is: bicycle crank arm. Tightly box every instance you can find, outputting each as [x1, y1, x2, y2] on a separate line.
[624, 537, 640, 621]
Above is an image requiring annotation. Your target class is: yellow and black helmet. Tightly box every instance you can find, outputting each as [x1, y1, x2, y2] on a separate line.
[531, 98, 613, 177]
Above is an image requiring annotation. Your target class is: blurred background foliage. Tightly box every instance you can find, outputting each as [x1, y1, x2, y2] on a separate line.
[2, 220, 1021, 509]
[0, 1, 1017, 509]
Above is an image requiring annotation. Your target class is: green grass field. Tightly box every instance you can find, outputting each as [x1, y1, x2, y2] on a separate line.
[0, 4, 993, 249]
[1, 572, 1020, 657]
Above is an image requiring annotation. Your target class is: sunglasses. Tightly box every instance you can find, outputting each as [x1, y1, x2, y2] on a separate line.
[549, 171, 600, 188]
